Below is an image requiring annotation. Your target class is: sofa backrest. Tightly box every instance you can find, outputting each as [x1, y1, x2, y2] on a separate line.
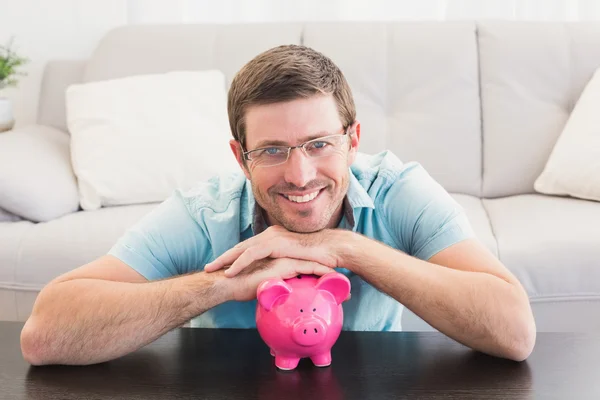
[478, 21, 600, 197]
[37, 60, 86, 132]
[37, 21, 600, 198]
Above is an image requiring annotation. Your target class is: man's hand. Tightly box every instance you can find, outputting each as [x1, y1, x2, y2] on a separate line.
[205, 226, 341, 277]
[219, 257, 334, 302]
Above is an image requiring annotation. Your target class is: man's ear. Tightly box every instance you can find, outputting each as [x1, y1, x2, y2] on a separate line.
[230, 139, 251, 180]
[347, 120, 361, 166]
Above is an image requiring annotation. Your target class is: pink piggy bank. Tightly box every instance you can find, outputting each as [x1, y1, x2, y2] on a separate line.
[255, 272, 351, 370]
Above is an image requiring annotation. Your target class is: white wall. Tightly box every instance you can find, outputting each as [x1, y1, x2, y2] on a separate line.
[3, 0, 600, 128]
[128, 0, 600, 23]
[0, 0, 127, 128]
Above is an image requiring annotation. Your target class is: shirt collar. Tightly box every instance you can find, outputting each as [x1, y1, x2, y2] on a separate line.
[241, 168, 375, 235]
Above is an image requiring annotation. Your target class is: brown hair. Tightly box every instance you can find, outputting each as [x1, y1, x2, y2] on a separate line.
[227, 44, 356, 150]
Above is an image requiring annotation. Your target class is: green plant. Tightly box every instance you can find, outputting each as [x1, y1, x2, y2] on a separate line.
[0, 37, 28, 91]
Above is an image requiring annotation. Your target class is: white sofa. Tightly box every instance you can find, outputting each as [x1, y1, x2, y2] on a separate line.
[1, 21, 600, 331]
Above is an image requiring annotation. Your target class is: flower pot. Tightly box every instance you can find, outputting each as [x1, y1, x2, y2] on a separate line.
[0, 97, 15, 132]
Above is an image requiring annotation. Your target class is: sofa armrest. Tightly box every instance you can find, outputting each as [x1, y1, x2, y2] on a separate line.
[0, 124, 80, 222]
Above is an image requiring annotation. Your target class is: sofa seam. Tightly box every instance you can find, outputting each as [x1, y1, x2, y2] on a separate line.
[0, 281, 46, 292]
[480, 198, 500, 259]
[13, 223, 36, 319]
[529, 294, 600, 302]
[565, 23, 576, 116]
[475, 21, 485, 198]
[385, 22, 390, 148]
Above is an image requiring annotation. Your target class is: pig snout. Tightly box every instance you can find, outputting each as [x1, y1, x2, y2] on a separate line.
[292, 317, 327, 347]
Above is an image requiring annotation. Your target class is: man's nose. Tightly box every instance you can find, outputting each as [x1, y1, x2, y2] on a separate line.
[283, 148, 317, 188]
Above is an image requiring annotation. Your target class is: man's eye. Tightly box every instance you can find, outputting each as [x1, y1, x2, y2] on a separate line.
[264, 147, 284, 155]
[309, 141, 329, 150]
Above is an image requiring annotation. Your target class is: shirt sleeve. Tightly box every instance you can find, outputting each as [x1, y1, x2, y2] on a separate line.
[381, 162, 476, 261]
[108, 191, 212, 281]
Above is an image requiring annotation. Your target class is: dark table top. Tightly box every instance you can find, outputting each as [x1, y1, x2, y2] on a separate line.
[1, 321, 599, 399]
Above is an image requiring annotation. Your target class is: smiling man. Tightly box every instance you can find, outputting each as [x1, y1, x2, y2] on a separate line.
[20, 45, 536, 366]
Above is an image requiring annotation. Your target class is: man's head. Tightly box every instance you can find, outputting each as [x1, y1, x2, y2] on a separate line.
[228, 44, 360, 233]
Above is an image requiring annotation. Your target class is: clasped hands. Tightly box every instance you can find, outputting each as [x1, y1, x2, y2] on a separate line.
[204, 225, 349, 301]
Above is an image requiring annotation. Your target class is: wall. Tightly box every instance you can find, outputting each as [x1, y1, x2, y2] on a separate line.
[0, 0, 127, 128]
[3, 0, 600, 128]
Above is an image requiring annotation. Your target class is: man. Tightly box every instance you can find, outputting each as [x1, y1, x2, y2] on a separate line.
[20, 45, 536, 366]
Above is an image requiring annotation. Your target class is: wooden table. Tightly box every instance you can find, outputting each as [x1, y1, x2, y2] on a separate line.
[1, 321, 599, 399]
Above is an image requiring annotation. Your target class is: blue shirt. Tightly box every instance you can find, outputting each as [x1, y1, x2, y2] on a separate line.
[108, 150, 475, 331]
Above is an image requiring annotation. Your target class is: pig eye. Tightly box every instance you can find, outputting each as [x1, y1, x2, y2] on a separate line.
[300, 309, 303, 312]
[313, 308, 316, 312]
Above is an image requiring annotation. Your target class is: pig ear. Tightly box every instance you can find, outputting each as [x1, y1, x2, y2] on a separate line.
[316, 273, 351, 305]
[257, 279, 292, 311]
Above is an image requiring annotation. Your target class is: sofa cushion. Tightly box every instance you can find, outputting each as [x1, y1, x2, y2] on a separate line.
[0, 222, 33, 287]
[38, 60, 86, 132]
[0, 203, 159, 290]
[66, 70, 238, 210]
[534, 66, 600, 202]
[478, 22, 600, 197]
[84, 24, 303, 85]
[483, 195, 600, 299]
[0, 125, 80, 222]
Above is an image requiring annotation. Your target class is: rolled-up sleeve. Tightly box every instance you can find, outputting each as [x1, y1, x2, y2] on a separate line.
[381, 162, 476, 261]
[108, 190, 211, 280]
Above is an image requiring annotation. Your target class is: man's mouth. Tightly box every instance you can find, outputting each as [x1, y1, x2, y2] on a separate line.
[281, 189, 322, 204]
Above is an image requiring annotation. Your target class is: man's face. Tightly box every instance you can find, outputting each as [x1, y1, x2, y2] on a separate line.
[230, 95, 360, 233]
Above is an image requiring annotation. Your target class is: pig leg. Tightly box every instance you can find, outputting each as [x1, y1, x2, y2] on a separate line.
[311, 351, 332, 367]
[275, 355, 300, 370]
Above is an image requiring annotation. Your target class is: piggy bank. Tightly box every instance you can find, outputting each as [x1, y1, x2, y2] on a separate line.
[255, 272, 351, 370]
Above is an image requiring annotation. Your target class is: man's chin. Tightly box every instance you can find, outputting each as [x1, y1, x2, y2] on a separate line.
[281, 219, 327, 233]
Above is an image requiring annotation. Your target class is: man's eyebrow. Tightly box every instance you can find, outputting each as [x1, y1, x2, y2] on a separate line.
[254, 132, 331, 149]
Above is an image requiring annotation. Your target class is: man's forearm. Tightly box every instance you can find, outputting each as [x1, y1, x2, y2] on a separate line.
[336, 232, 534, 361]
[21, 271, 229, 366]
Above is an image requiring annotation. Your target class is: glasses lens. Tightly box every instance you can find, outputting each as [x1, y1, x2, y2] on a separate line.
[249, 147, 289, 166]
[304, 135, 348, 158]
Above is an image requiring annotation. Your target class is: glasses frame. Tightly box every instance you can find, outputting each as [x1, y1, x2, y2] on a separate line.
[242, 126, 351, 168]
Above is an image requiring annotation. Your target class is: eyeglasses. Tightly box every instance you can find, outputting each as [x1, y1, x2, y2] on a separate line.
[242, 127, 351, 168]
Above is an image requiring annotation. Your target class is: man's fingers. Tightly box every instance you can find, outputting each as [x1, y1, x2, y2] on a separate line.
[257, 259, 333, 282]
[225, 246, 275, 277]
[312, 263, 334, 276]
[205, 247, 246, 272]
[224, 237, 299, 277]
[290, 260, 332, 276]
[206, 233, 284, 272]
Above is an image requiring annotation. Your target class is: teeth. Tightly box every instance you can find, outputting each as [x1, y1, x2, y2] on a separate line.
[285, 190, 320, 203]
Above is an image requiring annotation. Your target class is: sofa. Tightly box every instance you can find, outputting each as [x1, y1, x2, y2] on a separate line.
[1, 21, 599, 332]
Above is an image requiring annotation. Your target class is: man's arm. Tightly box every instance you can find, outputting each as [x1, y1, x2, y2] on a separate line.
[337, 233, 536, 362]
[20, 189, 223, 366]
[20, 255, 229, 366]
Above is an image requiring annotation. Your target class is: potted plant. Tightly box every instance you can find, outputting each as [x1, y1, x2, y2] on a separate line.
[0, 37, 28, 132]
